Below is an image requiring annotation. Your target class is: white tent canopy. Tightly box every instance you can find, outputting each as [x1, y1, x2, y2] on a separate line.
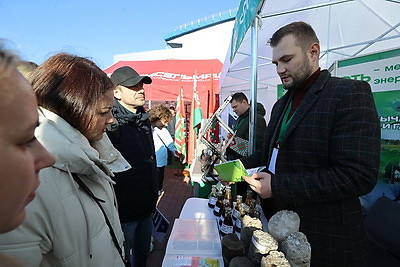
[220, 0, 400, 115]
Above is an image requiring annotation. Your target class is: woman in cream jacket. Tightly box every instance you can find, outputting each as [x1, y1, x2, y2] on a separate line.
[0, 53, 130, 266]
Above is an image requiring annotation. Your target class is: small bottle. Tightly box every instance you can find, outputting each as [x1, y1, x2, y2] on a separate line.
[219, 199, 230, 226]
[248, 199, 257, 218]
[234, 204, 249, 233]
[224, 185, 233, 208]
[220, 207, 234, 236]
[245, 189, 253, 207]
[232, 195, 242, 221]
[213, 191, 224, 217]
[219, 185, 226, 197]
[208, 185, 217, 208]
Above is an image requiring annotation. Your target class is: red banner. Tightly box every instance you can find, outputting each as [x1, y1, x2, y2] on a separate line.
[104, 59, 222, 119]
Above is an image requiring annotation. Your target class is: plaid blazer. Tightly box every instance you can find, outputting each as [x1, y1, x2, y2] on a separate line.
[241, 70, 381, 266]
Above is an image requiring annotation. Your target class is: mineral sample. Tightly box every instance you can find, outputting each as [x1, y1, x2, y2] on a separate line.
[281, 231, 311, 267]
[229, 256, 254, 267]
[240, 215, 263, 255]
[241, 226, 258, 255]
[261, 251, 290, 267]
[242, 214, 263, 229]
[268, 210, 300, 243]
[221, 233, 244, 266]
[247, 230, 278, 266]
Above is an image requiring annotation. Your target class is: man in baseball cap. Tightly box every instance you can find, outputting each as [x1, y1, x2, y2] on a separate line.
[110, 66, 152, 87]
[107, 66, 158, 266]
[110, 66, 152, 113]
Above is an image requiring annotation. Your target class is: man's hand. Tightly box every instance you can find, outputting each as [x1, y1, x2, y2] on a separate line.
[243, 172, 272, 199]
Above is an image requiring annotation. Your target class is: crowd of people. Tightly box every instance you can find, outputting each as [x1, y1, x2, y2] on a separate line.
[0, 20, 380, 267]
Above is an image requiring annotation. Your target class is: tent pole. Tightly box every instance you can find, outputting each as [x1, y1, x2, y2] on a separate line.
[248, 15, 259, 155]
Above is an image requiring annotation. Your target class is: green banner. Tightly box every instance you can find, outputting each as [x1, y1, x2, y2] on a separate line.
[230, 0, 263, 62]
[374, 90, 400, 184]
[335, 47, 400, 210]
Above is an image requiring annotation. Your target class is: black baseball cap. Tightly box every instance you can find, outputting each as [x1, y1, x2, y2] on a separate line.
[110, 66, 152, 86]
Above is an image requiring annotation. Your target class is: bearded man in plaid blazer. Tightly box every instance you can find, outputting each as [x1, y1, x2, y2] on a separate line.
[242, 21, 380, 266]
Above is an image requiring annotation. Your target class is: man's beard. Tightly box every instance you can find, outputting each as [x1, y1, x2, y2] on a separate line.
[282, 55, 312, 91]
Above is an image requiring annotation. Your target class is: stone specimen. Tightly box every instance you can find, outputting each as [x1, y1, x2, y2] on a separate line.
[240, 215, 263, 255]
[221, 233, 244, 266]
[247, 230, 278, 266]
[229, 256, 254, 267]
[268, 210, 300, 243]
[261, 251, 290, 267]
[242, 214, 263, 229]
[281, 231, 311, 267]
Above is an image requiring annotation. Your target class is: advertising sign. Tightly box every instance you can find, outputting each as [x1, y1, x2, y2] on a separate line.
[333, 48, 400, 210]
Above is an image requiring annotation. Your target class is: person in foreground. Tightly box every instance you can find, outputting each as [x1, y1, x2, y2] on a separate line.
[0, 45, 55, 265]
[241, 21, 380, 266]
[0, 53, 130, 266]
[107, 66, 158, 267]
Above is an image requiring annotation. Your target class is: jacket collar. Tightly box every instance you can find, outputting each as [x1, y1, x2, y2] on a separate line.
[36, 108, 130, 182]
[112, 99, 150, 128]
[274, 70, 331, 144]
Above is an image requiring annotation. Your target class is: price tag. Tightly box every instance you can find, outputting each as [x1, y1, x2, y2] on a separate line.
[173, 256, 192, 266]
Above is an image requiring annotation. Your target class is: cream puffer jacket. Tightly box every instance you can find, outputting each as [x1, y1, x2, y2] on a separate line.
[0, 108, 131, 266]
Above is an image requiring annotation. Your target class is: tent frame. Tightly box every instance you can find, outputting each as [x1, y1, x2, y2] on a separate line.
[221, 0, 400, 143]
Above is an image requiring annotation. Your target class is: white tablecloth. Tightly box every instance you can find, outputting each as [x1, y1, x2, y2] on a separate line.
[179, 197, 268, 230]
[179, 197, 215, 219]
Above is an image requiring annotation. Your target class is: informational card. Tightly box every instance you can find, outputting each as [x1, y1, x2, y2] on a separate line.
[172, 256, 220, 267]
[214, 159, 266, 182]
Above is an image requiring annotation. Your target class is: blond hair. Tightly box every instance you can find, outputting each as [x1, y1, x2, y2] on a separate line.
[148, 104, 173, 124]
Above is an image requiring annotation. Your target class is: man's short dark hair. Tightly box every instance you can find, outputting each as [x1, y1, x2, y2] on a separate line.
[269, 21, 319, 51]
[230, 92, 248, 103]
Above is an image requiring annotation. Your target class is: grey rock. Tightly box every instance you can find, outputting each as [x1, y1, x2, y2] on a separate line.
[281, 232, 311, 267]
[268, 210, 300, 243]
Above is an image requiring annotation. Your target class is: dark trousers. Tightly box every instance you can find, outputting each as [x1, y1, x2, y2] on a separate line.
[157, 166, 165, 191]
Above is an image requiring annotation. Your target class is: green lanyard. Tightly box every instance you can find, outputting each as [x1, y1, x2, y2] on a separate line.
[233, 118, 244, 131]
[277, 98, 294, 143]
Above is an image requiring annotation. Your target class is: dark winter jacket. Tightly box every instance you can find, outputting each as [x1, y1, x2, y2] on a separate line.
[226, 102, 267, 160]
[107, 99, 158, 222]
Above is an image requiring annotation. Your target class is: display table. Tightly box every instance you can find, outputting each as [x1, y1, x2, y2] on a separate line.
[162, 197, 268, 266]
[179, 197, 215, 219]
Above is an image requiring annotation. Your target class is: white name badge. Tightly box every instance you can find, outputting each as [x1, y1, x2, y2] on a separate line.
[268, 148, 279, 174]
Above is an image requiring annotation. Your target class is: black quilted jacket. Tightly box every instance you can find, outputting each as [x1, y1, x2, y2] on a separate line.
[107, 100, 158, 222]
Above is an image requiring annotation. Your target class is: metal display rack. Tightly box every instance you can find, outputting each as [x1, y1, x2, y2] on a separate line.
[197, 95, 236, 182]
